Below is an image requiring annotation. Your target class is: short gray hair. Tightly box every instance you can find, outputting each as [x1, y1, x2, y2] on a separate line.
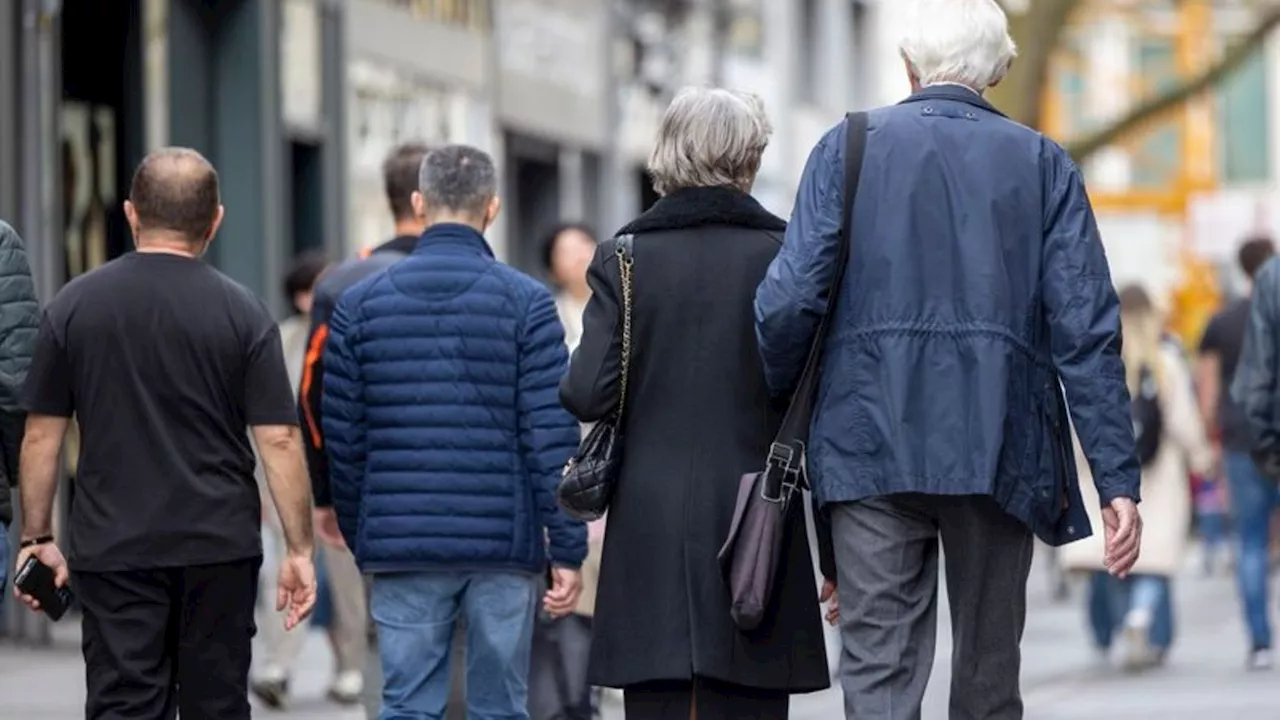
[417, 144, 497, 218]
[898, 0, 1016, 91]
[647, 87, 772, 196]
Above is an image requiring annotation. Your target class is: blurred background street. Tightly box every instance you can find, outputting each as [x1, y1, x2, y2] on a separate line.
[6, 1, 1280, 718]
[3, 552, 1278, 718]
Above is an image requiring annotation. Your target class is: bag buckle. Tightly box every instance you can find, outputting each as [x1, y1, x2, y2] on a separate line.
[761, 442, 807, 503]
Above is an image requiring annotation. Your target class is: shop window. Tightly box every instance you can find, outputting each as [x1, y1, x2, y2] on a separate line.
[1131, 37, 1182, 190]
[373, 0, 492, 33]
[1218, 42, 1269, 184]
[724, 0, 764, 59]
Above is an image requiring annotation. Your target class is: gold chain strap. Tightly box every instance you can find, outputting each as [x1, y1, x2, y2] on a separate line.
[614, 241, 635, 419]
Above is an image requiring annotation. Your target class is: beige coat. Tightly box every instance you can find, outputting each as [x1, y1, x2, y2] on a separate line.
[1060, 345, 1213, 576]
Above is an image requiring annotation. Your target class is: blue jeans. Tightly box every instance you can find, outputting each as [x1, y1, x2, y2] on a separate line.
[370, 571, 539, 720]
[1087, 571, 1174, 650]
[1226, 451, 1276, 649]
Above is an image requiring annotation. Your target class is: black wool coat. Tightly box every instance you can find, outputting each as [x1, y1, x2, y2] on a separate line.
[560, 186, 830, 693]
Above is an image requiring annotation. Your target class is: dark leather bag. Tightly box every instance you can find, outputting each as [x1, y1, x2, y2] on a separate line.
[717, 112, 866, 631]
[557, 235, 636, 521]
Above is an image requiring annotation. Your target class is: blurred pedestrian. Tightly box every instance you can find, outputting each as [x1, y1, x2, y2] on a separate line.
[1062, 285, 1212, 670]
[1227, 236, 1280, 669]
[322, 144, 586, 719]
[754, 1, 1142, 717]
[543, 223, 597, 352]
[12, 147, 317, 720]
[1191, 473, 1228, 575]
[529, 222, 602, 720]
[561, 86, 831, 720]
[252, 250, 369, 708]
[298, 142, 474, 718]
[0, 220, 38, 604]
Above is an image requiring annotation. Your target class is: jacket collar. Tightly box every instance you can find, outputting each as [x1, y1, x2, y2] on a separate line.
[374, 235, 419, 256]
[617, 186, 786, 236]
[415, 223, 495, 258]
[899, 84, 1006, 118]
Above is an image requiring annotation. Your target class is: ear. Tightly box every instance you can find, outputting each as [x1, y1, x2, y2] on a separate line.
[484, 196, 502, 230]
[206, 205, 225, 243]
[411, 191, 427, 219]
[123, 200, 140, 239]
[901, 54, 921, 92]
[989, 59, 1013, 89]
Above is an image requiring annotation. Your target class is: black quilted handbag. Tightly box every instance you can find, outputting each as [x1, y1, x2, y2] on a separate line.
[557, 235, 635, 521]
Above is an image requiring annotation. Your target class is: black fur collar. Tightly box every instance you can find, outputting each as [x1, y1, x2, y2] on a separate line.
[617, 186, 786, 236]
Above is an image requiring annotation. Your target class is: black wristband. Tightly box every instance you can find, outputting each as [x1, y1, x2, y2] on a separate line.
[19, 534, 54, 549]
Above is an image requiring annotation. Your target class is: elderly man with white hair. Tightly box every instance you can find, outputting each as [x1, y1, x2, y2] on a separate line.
[755, 1, 1143, 717]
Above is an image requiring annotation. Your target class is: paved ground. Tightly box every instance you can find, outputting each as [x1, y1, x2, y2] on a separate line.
[1, 549, 1277, 719]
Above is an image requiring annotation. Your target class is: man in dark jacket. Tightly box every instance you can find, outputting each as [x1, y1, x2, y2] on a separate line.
[754, 1, 1141, 717]
[1202, 236, 1274, 670]
[0, 220, 38, 598]
[293, 141, 474, 718]
[322, 144, 586, 718]
[300, 142, 431, 515]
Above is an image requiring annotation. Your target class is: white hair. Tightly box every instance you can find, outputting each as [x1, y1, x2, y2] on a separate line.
[898, 0, 1017, 92]
[647, 87, 772, 196]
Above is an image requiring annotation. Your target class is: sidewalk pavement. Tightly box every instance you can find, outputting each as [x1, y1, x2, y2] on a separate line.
[2, 547, 1278, 719]
[0, 620, 362, 719]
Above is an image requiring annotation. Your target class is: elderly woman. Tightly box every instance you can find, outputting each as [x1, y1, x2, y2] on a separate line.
[560, 87, 830, 720]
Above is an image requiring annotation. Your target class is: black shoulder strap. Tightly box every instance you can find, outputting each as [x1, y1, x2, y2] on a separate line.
[772, 111, 868, 456]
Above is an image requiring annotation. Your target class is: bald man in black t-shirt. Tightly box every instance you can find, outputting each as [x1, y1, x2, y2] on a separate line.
[12, 148, 318, 720]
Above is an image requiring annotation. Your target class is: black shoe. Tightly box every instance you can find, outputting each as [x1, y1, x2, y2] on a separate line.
[251, 678, 289, 709]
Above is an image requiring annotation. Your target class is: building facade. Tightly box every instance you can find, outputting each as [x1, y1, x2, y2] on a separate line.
[1038, 0, 1275, 336]
[0, 0, 347, 642]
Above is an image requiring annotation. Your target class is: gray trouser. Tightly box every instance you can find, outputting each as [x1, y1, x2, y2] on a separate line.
[830, 494, 1034, 720]
[361, 579, 467, 720]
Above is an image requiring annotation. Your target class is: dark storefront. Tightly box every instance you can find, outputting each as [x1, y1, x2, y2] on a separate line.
[0, 0, 347, 643]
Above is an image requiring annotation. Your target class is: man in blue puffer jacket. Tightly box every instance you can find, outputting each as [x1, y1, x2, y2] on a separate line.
[322, 144, 587, 719]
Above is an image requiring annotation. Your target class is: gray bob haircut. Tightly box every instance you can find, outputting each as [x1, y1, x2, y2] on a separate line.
[647, 87, 772, 196]
[417, 144, 497, 218]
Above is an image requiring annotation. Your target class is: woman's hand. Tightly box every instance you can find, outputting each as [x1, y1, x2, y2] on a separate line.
[819, 578, 839, 626]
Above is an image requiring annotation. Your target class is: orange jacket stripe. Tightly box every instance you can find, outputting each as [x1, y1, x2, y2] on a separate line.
[300, 323, 330, 448]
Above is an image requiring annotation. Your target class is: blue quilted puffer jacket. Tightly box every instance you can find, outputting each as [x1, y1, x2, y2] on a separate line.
[321, 223, 586, 573]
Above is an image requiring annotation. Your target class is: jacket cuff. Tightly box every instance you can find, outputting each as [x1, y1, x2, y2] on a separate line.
[1097, 483, 1140, 507]
[549, 544, 588, 570]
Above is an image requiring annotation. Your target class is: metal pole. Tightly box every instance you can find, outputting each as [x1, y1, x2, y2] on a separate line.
[601, 0, 629, 235]
[708, 0, 726, 87]
[12, 0, 61, 647]
[319, 0, 348, 262]
[0, 0, 17, 222]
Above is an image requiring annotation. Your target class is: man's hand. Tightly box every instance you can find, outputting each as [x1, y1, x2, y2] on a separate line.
[543, 566, 582, 619]
[12, 543, 69, 610]
[1101, 496, 1142, 578]
[313, 507, 346, 549]
[819, 578, 839, 626]
[276, 552, 318, 631]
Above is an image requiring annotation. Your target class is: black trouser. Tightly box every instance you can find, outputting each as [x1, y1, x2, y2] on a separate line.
[75, 556, 261, 720]
[624, 677, 788, 720]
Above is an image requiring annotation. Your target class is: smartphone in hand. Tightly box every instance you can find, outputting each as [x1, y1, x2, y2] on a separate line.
[14, 555, 73, 621]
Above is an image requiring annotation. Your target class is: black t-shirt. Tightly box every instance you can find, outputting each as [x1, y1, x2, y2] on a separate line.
[23, 252, 298, 571]
[1199, 298, 1252, 452]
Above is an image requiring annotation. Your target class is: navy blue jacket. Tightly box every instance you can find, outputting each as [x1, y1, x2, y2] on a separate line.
[755, 86, 1141, 546]
[322, 223, 587, 573]
[1233, 257, 1280, 456]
